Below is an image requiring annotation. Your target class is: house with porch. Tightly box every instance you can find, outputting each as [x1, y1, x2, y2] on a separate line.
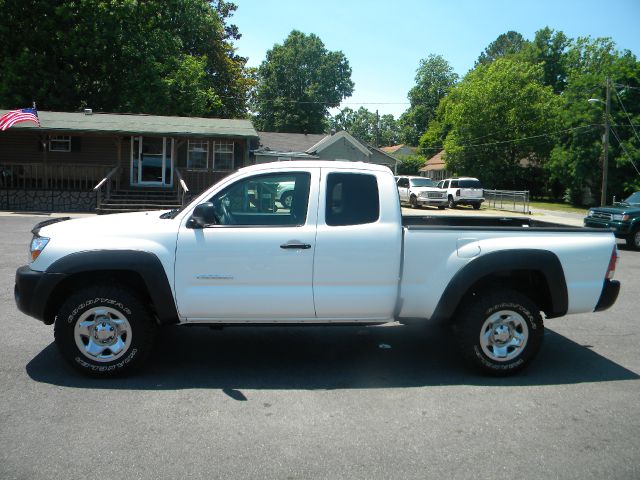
[0, 110, 257, 212]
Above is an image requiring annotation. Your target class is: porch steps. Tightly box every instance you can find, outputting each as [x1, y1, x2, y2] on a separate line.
[97, 188, 182, 214]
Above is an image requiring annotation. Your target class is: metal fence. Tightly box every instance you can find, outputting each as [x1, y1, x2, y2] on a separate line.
[484, 189, 530, 214]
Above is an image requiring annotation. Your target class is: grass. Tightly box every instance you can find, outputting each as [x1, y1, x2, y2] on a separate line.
[527, 201, 588, 215]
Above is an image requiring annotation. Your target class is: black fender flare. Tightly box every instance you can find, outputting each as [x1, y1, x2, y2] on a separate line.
[430, 249, 568, 322]
[46, 250, 179, 325]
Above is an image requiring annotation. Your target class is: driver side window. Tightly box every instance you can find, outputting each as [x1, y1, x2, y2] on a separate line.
[207, 172, 311, 226]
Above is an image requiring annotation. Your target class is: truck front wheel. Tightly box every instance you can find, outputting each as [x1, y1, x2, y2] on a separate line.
[54, 285, 156, 377]
[448, 196, 456, 209]
[626, 226, 640, 250]
[454, 290, 544, 376]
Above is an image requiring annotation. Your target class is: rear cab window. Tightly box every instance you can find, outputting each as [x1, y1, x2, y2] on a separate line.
[325, 172, 380, 226]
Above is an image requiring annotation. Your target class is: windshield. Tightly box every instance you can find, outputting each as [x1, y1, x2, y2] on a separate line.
[459, 179, 482, 188]
[624, 192, 640, 205]
[410, 178, 435, 187]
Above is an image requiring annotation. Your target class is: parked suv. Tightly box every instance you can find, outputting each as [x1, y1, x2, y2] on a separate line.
[396, 176, 447, 209]
[437, 177, 484, 209]
[584, 191, 640, 250]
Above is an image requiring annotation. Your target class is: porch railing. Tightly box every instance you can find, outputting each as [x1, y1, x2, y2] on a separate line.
[93, 166, 121, 210]
[174, 168, 189, 206]
[0, 162, 114, 191]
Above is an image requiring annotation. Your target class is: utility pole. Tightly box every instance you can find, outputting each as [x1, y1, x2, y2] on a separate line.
[375, 109, 380, 148]
[601, 77, 611, 206]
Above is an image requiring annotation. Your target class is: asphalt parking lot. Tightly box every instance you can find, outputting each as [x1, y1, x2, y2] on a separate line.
[1, 211, 638, 480]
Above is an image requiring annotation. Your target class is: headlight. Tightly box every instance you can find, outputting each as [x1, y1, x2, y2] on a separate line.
[612, 214, 630, 221]
[587, 210, 594, 217]
[30, 236, 49, 262]
[418, 192, 429, 198]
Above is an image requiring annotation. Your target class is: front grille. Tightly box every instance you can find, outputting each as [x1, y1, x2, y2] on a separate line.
[592, 211, 612, 220]
[427, 192, 444, 199]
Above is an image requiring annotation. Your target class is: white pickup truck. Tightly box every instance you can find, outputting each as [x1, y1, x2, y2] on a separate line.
[15, 161, 620, 377]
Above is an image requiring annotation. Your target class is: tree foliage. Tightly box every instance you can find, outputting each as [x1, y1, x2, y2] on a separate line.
[549, 37, 640, 204]
[252, 31, 354, 134]
[419, 58, 561, 190]
[476, 31, 527, 66]
[329, 107, 399, 146]
[412, 29, 640, 204]
[396, 154, 426, 175]
[0, 0, 253, 117]
[399, 54, 458, 146]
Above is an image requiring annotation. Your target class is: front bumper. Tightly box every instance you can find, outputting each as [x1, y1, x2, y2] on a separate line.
[594, 279, 621, 312]
[417, 197, 447, 207]
[15, 265, 66, 324]
[584, 219, 631, 237]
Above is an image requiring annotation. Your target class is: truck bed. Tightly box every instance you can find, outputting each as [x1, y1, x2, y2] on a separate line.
[402, 215, 583, 230]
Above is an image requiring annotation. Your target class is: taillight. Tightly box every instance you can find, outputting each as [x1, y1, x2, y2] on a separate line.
[606, 246, 618, 280]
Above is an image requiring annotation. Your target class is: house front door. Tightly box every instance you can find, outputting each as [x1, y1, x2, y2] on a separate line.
[131, 136, 173, 187]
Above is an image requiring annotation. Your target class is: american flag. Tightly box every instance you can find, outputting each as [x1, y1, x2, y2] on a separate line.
[0, 108, 41, 131]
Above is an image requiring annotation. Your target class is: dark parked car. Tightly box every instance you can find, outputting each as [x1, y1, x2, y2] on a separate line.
[584, 192, 640, 250]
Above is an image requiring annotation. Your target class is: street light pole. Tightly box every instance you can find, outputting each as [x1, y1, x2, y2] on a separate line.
[601, 77, 611, 206]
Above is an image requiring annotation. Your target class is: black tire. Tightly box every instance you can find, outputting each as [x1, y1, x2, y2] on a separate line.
[54, 285, 156, 377]
[409, 195, 418, 208]
[453, 289, 544, 376]
[280, 191, 293, 209]
[448, 196, 456, 209]
[472, 203, 481, 210]
[626, 226, 640, 250]
[437, 205, 446, 210]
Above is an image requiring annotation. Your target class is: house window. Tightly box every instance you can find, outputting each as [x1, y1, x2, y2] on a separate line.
[49, 135, 71, 152]
[187, 140, 208, 170]
[214, 141, 234, 170]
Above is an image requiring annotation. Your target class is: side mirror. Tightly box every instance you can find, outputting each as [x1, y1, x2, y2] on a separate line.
[189, 202, 216, 228]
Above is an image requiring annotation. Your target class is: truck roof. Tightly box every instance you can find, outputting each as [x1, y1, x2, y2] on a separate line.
[238, 160, 393, 175]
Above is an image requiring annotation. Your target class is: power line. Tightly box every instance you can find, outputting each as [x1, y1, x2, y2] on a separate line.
[420, 124, 598, 151]
[614, 87, 640, 143]
[610, 126, 640, 177]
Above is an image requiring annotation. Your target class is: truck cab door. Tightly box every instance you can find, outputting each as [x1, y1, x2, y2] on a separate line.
[174, 169, 319, 321]
[313, 169, 402, 321]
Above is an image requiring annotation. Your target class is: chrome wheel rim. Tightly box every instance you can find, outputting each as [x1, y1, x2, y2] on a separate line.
[74, 306, 132, 363]
[634, 230, 640, 248]
[282, 194, 292, 208]
[479, 310, 529, 362]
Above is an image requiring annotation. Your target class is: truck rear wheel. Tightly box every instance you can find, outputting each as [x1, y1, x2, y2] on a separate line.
[54, 285, 156, 377]
[454, 289, 544, 376]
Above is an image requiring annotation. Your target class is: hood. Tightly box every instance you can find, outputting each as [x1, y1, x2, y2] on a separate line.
[589, 205, 640, 215]
[38, 210, 171, 238]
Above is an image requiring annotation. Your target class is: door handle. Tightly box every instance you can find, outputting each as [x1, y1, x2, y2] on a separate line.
[280, 242, 311, 250]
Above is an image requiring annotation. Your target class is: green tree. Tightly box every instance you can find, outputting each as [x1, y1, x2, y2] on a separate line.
[0, 0, 252, 117]
[253, 30, 354, 133]
[548, 37, 640, 204]
[396, 154, 426, 175]
[399, 54, 458, 146]
[520, 27, 572, 93]
[476, 31, 527, 65]
[419, 58, 561, 190]
[330, 107, 400, 146]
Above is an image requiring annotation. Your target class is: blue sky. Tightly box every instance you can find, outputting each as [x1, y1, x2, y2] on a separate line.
[232, 0, 640, 118]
